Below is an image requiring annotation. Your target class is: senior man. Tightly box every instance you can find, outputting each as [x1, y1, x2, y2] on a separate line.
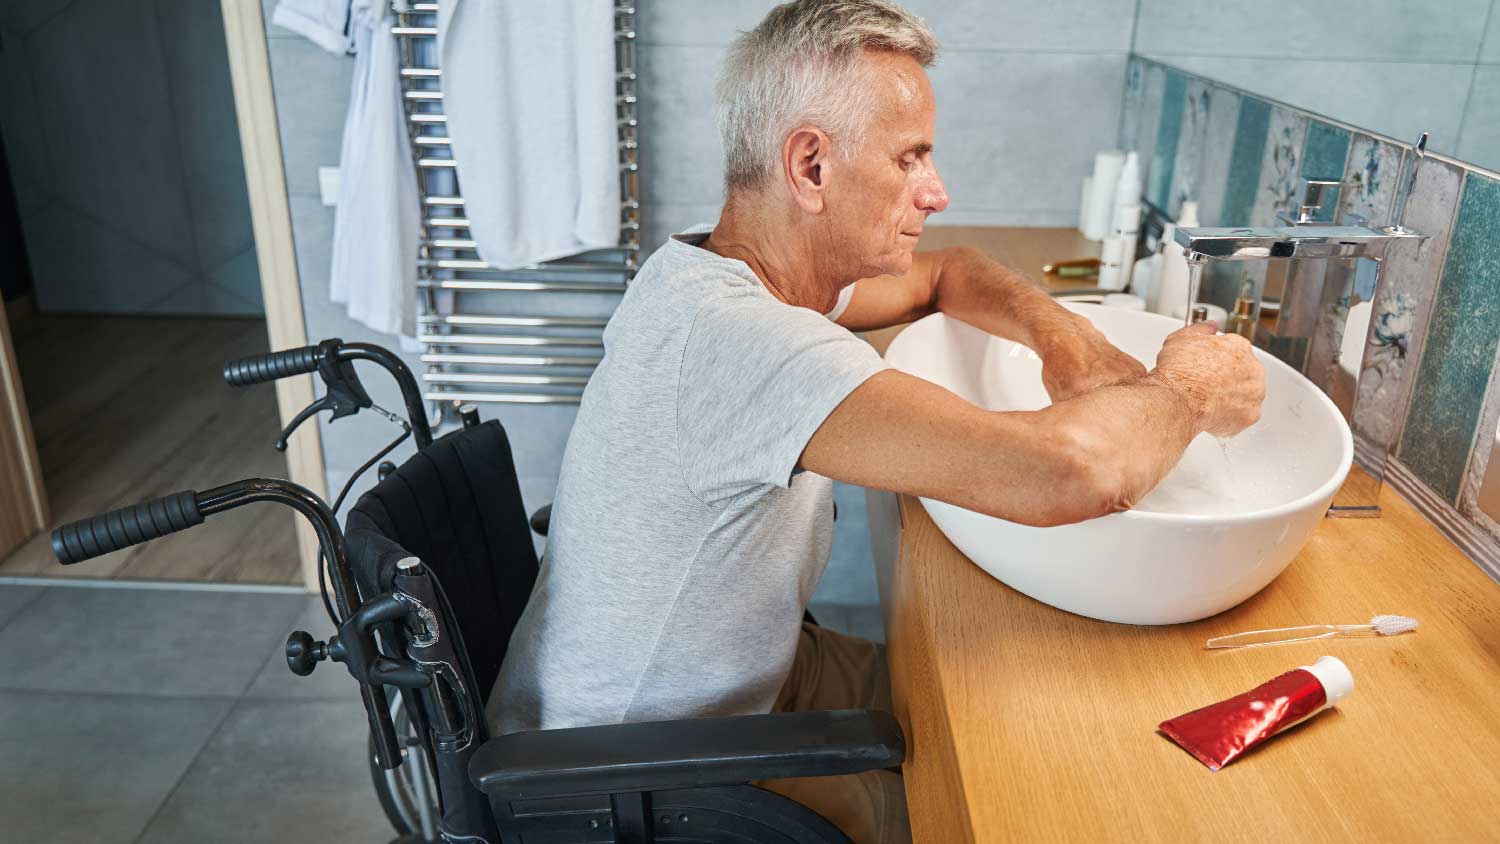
[492, 1, 1264, 841]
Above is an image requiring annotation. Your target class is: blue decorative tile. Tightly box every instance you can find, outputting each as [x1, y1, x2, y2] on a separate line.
[1354, 156, 1464, 454]
[1250, 106, 1309, 226]
[1118, 58, 1147, 151]
[1147, 69, 1186, 210]
[1299, 121, 1351, 222]
[1129, 62, 1167, 178]
[1191, 81, 1241, 227]
[1219, 97, 1270, 227]
[1338, 134, 1405, 228]
[1399, 173, 1500, 502]
[1165, 78, 1211, 219]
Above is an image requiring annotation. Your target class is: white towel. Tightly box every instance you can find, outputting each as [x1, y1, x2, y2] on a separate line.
[438, 0, 621, 268]
[270, 0, 353, 55]
[328, 0, 419, 337]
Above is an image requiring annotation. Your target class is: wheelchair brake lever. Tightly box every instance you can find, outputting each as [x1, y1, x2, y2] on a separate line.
[271, 349, 376, 451]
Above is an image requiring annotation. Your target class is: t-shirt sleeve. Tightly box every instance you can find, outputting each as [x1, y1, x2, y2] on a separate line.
[677, 294, 891, 504]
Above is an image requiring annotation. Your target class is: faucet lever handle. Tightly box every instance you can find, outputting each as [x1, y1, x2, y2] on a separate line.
[1300, 179, 1340, 212]
[1386, 131, 1429, 233]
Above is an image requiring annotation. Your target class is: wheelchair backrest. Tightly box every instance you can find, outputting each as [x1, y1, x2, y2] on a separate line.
[344, 419, 540, 702]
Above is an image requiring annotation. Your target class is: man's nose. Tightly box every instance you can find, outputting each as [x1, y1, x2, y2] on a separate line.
[916, 168, 949, 213]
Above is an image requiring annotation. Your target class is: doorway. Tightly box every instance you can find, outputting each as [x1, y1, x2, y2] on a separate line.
[0, 1, 298, 585]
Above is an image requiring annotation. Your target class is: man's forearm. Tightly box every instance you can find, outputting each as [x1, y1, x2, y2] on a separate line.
[929, 246, 1089, 355]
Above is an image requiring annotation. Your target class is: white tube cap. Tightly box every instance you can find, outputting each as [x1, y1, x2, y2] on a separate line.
[1301, 655, 1355, 707]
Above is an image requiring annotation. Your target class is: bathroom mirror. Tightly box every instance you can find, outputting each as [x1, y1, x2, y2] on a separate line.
[1132, 1, 1499, 172]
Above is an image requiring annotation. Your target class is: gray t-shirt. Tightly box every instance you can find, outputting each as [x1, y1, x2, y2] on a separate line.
[489, 225, 889, 734]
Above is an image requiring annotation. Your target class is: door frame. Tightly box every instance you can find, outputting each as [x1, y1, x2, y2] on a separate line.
[0, 296, 47, 558]
[221, 0, 329, 591]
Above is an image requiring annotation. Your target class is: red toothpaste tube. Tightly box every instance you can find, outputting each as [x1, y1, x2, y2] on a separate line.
[1159, 655, 1354, 771]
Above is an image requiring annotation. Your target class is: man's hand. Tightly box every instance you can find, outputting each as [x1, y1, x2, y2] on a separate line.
[1037, 315, 1148, 402]
[1152, 322, 1265, 437]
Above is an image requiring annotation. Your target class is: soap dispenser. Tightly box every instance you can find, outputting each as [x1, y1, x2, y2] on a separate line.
[1151, 200, 1199, 319]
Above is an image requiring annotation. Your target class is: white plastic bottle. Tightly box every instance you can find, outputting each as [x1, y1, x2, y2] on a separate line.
[1082, 151, 1125, 241]
[1152, 200, 1199, 319]
[1097, 152, 1141, 291]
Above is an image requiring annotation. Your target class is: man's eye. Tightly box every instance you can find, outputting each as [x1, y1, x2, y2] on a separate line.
[898, 156, 915, 171]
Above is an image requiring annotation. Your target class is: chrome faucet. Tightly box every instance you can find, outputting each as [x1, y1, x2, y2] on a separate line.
[1174, 133, 1429, 281]
[1170, 133, 1432, 518]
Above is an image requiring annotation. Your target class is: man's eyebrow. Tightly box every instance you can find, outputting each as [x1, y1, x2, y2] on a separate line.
[902, 142, 933, 156]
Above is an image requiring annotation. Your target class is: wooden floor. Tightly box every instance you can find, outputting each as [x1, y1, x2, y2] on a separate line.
[0, 315, 301, 584]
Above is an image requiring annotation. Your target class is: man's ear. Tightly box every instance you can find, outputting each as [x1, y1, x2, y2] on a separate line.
[782, 126, 830, 214]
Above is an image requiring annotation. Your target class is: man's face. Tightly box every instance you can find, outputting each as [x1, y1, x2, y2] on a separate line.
[824, 51, 948, 278]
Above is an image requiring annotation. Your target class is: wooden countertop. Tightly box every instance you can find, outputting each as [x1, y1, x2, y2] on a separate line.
[863, 317, 1500, 843]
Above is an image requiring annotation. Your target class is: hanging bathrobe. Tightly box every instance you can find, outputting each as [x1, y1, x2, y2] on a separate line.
[329, 0, 420, 337]
[271, 0, 418, 338]
[437, 0, 620, 269]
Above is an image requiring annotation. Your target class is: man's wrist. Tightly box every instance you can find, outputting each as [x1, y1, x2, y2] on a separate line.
[1144, 369, 1209, 431]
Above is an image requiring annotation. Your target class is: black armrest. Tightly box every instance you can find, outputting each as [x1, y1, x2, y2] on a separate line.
[528, 504, 551, 536]
[470, 709, 903, 800]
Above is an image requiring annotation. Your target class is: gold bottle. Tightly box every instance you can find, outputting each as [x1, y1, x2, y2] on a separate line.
[1227, 296, 1257, 341]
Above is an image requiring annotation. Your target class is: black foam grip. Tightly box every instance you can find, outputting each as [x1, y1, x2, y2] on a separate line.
[223, 345, 320, 387]
[52, 491, 203, 565]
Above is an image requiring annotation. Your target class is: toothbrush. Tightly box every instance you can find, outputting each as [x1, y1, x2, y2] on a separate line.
[1206, 614, 1419, 649]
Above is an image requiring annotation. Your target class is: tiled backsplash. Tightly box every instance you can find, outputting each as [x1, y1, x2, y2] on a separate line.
[1121, 57, 1500, 580]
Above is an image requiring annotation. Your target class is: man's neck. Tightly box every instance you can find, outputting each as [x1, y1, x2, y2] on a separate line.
[700, 197, 841, 313]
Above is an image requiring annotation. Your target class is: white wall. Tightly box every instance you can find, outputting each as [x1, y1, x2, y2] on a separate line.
[638, 0, 1135, 249]
[1133, 0, 1500, 170]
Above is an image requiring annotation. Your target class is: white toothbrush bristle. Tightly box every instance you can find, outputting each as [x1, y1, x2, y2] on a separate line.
[1371, 614, 1419, 635]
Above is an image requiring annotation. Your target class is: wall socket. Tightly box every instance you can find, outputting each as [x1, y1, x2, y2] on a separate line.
[318, 167, 341, 207]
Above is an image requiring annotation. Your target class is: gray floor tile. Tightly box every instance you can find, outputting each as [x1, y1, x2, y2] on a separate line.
[0, 588, 304, 697]
[0, 690, 231, 844]
[244, 596, 355, 700]
[0, 585, 44, 630]
[135, 698, 396, 844]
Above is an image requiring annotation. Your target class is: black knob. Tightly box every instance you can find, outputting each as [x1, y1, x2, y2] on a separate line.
[377, 460, 397, 482]
[285, 630, 327, 676]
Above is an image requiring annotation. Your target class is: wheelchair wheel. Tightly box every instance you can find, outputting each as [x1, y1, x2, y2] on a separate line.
[368, 694, 440, 842]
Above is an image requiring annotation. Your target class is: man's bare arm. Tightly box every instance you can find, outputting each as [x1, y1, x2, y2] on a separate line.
[835, 247, 1145, 400]
[800, 324, 1265, 527]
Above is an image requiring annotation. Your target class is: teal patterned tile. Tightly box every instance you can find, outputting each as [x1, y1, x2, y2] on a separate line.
[1250, 106, 1309, 226]
[1219, 97, 1270, 227]
[1354, 156, 1464, 454]
[1147, 69, 1186, 211]
[1299, 121, 1351, 222]
[1192, 82, 1241, 227]
[1130, 62, 1167, 177]
[1399, 173, 1500, 502]
[1165, 79, 1213, 219]
[1118, 58, 1147, 151]
[1337, 134, 1406, 228]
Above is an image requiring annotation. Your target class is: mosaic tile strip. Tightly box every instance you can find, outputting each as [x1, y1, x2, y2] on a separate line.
[1219, 96, 1270, 227]
[1147, 68, 1186, 211]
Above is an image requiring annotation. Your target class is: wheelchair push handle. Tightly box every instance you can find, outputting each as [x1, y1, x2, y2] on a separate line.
[52, 490, 203, 565]
[222, 344, 323, 387]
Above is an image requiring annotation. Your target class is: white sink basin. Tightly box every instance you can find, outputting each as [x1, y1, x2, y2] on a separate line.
[883, 304, 1352, 624]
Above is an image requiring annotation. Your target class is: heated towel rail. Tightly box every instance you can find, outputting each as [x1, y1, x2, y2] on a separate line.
[393, 2, 640, 408]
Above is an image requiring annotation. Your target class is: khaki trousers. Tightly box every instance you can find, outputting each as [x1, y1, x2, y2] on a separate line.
[759, 622, 912, 844]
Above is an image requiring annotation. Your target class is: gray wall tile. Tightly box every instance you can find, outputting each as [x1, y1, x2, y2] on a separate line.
[929, 51, 1126, 222]
[900, 0, 1135, 52]
[1457, 65, 1500, 173]
[638, 44, 727, 208]
[1148, 57, 1471, 153]
[640, 0, 1136, 51]
[155, 0, 257, 271]
[267, 36, 353, 197]
[24, 203, 195, 314]
[24, 0, 194, 265]
[1482, 1, 1500, 64]
[1135, 0, 1490, 63]
[0, 690, 231, 844]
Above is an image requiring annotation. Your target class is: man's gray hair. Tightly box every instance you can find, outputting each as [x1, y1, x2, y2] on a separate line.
[715, 0, 938, 192]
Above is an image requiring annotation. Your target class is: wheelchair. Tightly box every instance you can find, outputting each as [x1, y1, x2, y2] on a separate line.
[51, 339, 906, 844]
